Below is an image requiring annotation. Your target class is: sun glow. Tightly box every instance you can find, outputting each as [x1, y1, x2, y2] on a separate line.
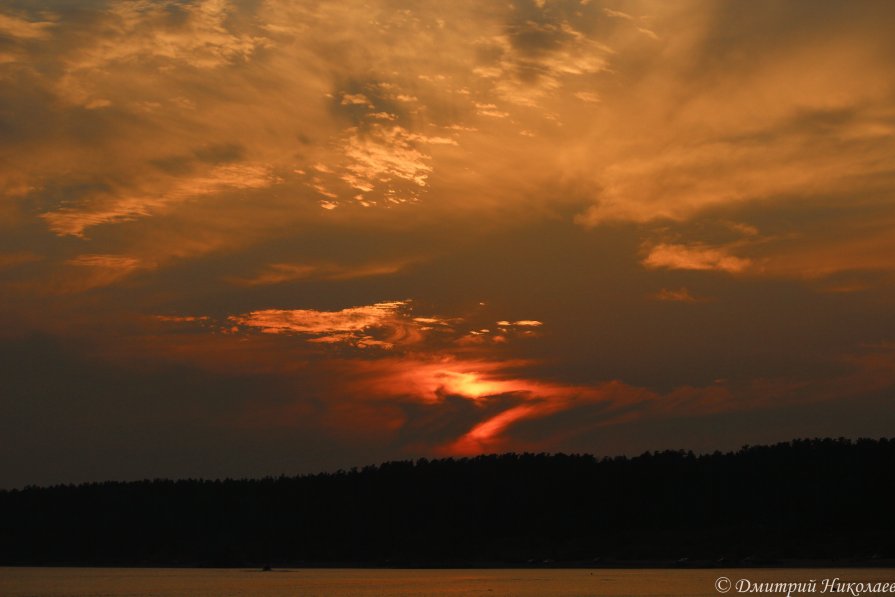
[436, 370, 519, 400]
[360, 359, 535, 402]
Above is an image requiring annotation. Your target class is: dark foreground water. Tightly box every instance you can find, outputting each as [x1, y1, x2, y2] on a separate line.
[2, 567, 894, 596]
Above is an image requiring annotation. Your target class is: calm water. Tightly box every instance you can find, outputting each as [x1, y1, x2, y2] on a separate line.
[2, 567, 894, 597]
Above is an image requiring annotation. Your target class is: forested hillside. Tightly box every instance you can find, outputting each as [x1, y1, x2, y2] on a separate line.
[2, 438, 893, 567]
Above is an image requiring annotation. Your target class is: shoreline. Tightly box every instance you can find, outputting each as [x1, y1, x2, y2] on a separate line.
[4, 560, 895, 570]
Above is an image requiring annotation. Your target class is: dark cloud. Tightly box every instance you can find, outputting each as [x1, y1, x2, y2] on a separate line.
[395, 392, 526, 449]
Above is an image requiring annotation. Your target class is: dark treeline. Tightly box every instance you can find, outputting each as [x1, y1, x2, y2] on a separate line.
[1, 437, 894, 567]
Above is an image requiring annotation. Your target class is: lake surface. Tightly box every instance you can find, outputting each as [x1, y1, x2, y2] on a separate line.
[2, 567, 894, 596]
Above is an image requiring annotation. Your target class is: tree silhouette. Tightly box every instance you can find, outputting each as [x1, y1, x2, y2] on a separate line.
[1, 438, 892, 567]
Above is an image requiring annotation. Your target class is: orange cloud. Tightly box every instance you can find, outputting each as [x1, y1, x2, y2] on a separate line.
[0, 12, 55, 40]
[473, 19, 611, 109]
[162, 300, 544, 353]
[231, 300, 409, 336]
[45, 254, 146, 292]
[66, 0, 267, 73]
[642, 243, 752, 273]
[67, 254, 141, 270]
[120, 301, 895, 463]
[153, 315, 210, 324]
[230, 260, 414, 286]
[42, 163, 278, 237]
[653, 288, 709, 303]
[758, 227, 895, 279]
[311, 124, 463, 208]
[352, 357, 536, 402]
[330, 355, 656, 456]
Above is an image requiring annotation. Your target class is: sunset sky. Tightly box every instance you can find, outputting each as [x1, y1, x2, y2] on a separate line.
[2, 0, 895, 488]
